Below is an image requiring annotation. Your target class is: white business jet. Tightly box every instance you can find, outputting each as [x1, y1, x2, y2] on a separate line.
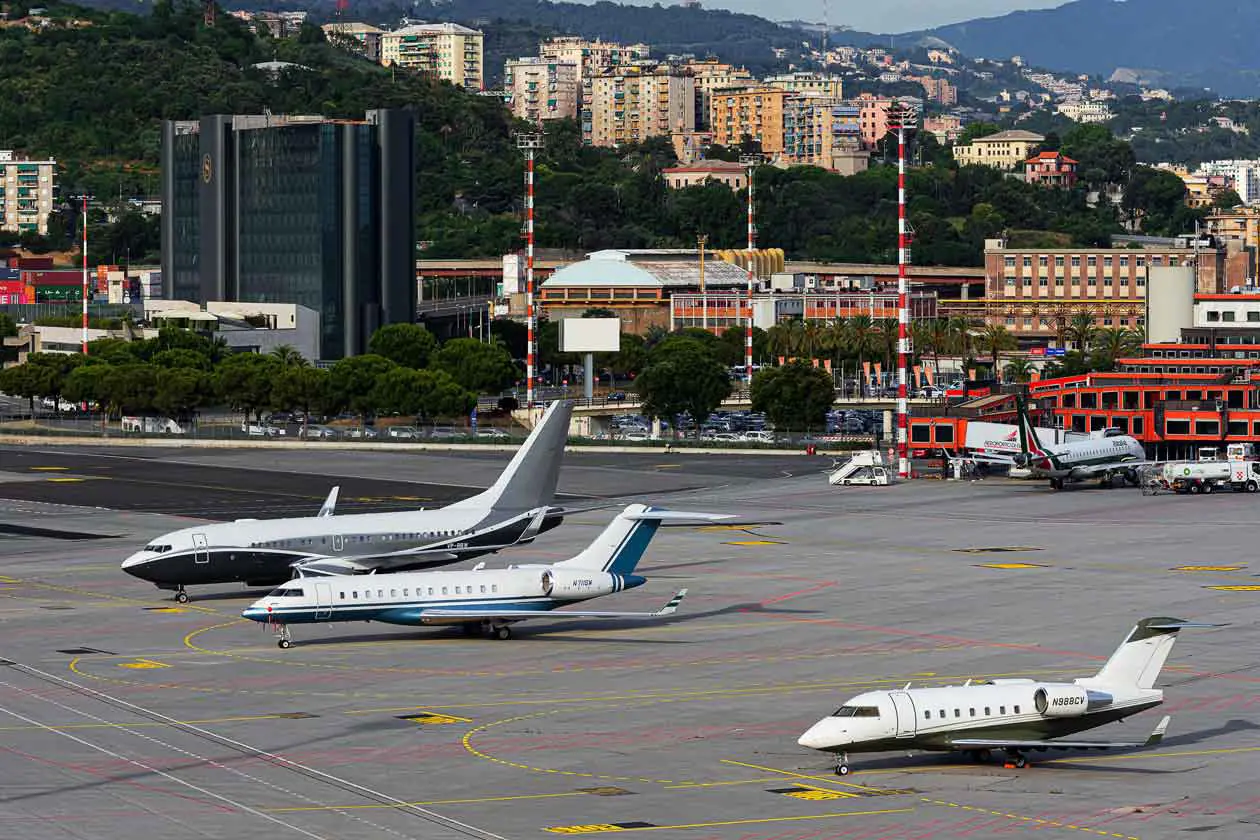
[241, 503, 746, 646]
[122, 401, 574, 601]
[799, 617, 1214, 774]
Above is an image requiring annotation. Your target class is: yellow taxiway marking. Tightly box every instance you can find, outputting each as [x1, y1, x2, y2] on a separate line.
[724, 759, 1139, 839]
[1175, 565, 1243, 572]
[146, 607, 188, 614]
[1207, 585, 1260, 591]
[28, 466, 69, 471]
[400, 712, 472, 725]
[46, 477, 87, 483]
[976, 562, 1045, 569]
[118, 659, 169, 670]
[720, 759, 889, 794]
[544, 809, 914, 834]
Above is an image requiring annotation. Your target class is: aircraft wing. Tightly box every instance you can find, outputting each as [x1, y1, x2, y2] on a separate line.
[420, 589, 688, 621]
[1070, 458, 1154, 477]
[950, 716, 1170, 751]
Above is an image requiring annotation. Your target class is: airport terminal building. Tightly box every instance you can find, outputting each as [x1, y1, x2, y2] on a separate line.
[160, 110, 416, 360]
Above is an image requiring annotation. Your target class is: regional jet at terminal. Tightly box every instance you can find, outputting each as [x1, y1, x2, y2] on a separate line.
[122, 401, 575, 602]
[799, 617, 1214, 775]
[242, 503, 742, 646]
[1011, 396, 1150, 489]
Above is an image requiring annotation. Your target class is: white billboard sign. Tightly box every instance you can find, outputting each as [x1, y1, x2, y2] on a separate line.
[559, 318, 620, 353]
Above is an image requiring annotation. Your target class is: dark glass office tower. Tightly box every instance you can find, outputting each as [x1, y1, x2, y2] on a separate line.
[160, 110, 415, 359]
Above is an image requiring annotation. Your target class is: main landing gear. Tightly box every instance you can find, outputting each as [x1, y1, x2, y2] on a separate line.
[1049, 478, 1065, 491]
[461, 621, 514, 640]
[1004, 748, 1028, 769]
[174, 586, 189, 604]
[834, 753, 850, 776]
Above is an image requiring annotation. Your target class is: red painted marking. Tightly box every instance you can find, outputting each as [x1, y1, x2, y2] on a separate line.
[756, 581, 837, 607]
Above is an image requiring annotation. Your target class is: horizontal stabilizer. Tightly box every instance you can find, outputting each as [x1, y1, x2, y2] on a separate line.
[622, 510, 782, 527]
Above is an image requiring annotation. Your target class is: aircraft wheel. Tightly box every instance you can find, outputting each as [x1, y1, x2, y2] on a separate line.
[494, 626, 512, 640]
[278, 639, 291, 649]
[835, 764, 850, 776]
[1014, 756, 1027, 769]
[175, 591, 189, 604]
[971, 749, 992, 764]
[1050, 478, 1064, 491]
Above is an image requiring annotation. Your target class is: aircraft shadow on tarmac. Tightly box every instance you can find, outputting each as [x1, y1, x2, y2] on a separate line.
[1154, 718, 1260, 749]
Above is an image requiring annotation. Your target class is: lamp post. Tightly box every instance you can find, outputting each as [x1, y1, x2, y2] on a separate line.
[516, 133, 545, 408]
[739, 153, 762, 386]
[887, 102, 918, 479]
[697, 233, 708, 331]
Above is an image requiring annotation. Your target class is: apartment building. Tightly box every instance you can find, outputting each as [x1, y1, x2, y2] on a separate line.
[1055, 100, 1114, 123]
[915, 76, 957, 106]
[321, 22, 385, 62]
[540, 37, 649, 143]
[711, 87, 789, 156]
[982, 239, 1224, 336]
[952, 129, 1044, 170]
[782, 97, 867, 173]
[1204, 207, 1260, 278]
[0, 150, 57, 237]
[854, 93, 899, 149]
[687, 58, 754, 131]
[763, 72, 843, 98]
[589, 64, 696, 148]
[923, 115, 962, 144]
[381, 23, 484, 91]
[505, 57, 579, 124]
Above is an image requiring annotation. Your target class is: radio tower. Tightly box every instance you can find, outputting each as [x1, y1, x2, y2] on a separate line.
[740, 153, 762, 386]
[79, 194, 89, 353]
[888, 101, 917, 480]
[517, 133, 545, 409]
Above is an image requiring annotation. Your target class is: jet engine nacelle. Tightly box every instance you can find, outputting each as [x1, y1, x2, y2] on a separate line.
[540, 569, 616, 599]
[1034, 685, 1113, 718]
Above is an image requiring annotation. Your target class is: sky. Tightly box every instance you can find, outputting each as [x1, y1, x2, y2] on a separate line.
[606, 0, 1070, 33]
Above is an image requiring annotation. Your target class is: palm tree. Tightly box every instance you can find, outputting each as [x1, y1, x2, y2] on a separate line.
[919, 318, 953, 385]
[800, 320, 825, 361]
[766, 322, 796, 360]
[977, 324, 1017, 373]
[845, 315, 879, 394]
[877, 318, 899, 371]
[946, 315, 975, 362]
[1065, 312, 1099, 352]
[1003, 358, 1035, 383]
[269, 345, 308, 368]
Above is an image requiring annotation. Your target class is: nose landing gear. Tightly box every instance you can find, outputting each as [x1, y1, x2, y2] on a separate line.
[174, 587, 189, 604]
[834, 753, 850, 776]
[271, 621, 292, 649]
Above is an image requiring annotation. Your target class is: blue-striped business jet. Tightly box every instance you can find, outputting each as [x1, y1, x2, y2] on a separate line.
[242, 503, 743, 646]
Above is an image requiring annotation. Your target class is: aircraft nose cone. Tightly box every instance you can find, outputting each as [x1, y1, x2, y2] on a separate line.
[120, 553, 155, 579]
[797, 722, 829, 750]
[241, 605, 270, 622]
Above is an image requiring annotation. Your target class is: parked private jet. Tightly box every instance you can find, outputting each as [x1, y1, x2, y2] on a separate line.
[798, 617, 1214, 774]
[122, 401, 574, 601]
[242, 503, 741, 646]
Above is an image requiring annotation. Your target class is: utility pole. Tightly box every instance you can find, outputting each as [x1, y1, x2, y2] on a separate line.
[73, 194, 91, 354]
[740, 153, 762, 386]
[697, 234, 708, 331]
[887, 102, 918, 480]
[516, 133, 545, 408]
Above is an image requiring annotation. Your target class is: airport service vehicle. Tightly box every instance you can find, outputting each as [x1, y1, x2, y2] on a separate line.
[828, 450, 889, 486]
[243, 503, 745, 647]
[799, 617, 1213, 775]
[122, 401, 575, 602]
[1012, 396, 1150, 489]
[1162, 459, 1260, 494]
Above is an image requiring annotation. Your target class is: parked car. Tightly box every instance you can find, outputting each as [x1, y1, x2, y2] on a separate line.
[343, 426, 379, 439]
[298, 424, 338, 440]
[606, 391, 627, 402]
[386, 426, 423, 439]
[476, 427, 511, 439]
[427, 426, 459, 440]
[241, 422, 280, 437]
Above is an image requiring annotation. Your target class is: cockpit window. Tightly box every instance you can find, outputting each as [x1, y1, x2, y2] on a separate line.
[831, 706, 880, 718]
[267, 587, 305, 598]
[143, 545, 173, 553]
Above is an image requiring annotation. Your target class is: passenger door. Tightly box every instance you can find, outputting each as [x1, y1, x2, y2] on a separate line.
[888, 691, 916, 738]
[313, 582, 332, 621]
[192, 533, 209, 565]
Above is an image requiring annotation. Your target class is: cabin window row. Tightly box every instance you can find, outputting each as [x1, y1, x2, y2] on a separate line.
[254, 531, 466, 549]
[337, 584, 500, 600]
[925, 705, 1019, 719]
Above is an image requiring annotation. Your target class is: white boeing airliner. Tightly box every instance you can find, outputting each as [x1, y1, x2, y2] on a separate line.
[122, 401, 574, 601]
[241, 503, 739, 646]
[799, 617, 1214, 774]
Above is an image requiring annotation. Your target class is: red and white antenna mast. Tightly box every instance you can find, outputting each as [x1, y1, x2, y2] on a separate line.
[739, 153, 762, 387]
[517, 133, 545, 409]
[887, 102, 917, 480]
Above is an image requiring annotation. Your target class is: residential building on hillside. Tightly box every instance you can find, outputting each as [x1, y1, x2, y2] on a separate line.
[1056, 100, 1114, 123]
[1204, 207, 1260, 279]
[711, 87, 789, 157]
[321, 22, 384, 62]
[854, 93, 899, 149]
[1197, 160, 1260, 204]
[686, 58, 754, 131]
[763, 72, 843, 98]
[915, 76, 957, 106]
[589, 64, 696, 148]
[1182, 173, 1231, 208]
[160, 111, 415, 360]
[923, 115, 962, 144]
[952, 129, 1044, 170]
[505, 57, 579, 124]
[661, 160, 747, 190]
[540, 37, 650, 144]
[1025, 151, 1078, 188]
[782, 97, 867, 173]
[0, 150, 56, 237]
[380, 23, 484, 91]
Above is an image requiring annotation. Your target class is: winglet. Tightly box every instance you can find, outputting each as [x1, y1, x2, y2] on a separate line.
[653, 589, 688, 616]
[1145, 715, 1171, 747]
[318, 486, 339, 518]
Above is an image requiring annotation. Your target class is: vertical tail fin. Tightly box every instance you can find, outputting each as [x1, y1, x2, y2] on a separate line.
[556, 505, 742, 575]
[1015, 395, 1042, 460]
[449, 400, 572, 515]
[1091, 618, 1202, 689]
